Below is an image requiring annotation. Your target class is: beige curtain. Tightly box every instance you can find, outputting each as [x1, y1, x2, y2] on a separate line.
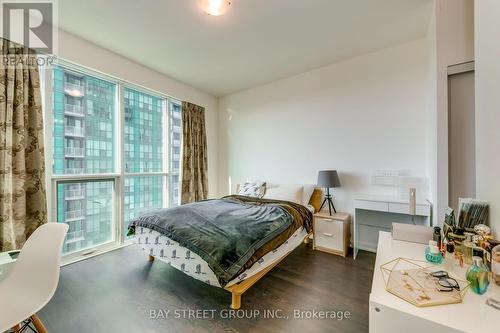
[181, 102, 208, 204]
[0, 39, 47, 251]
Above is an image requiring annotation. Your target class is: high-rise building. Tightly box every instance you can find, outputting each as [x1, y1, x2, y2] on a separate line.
[169, 102, 182, 207]
[123, 87, 164, 236]
[53, 66, 116, 253]
[52, 66, 182, 253]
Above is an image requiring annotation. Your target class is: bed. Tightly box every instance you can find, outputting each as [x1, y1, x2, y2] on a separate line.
[128, 188, 322, 309]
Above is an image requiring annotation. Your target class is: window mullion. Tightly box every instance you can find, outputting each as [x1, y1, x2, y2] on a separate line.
[164, 99, 169, 208]
[117, 83, 125, 245]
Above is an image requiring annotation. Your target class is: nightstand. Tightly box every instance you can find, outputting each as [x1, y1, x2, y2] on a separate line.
[313, 212, 351, 257]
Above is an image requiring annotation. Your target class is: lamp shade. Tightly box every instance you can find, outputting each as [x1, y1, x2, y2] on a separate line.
[317, 170, 341, 188]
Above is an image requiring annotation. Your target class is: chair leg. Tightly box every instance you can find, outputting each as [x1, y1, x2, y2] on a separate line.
[11, 324, 21, 333]
[31, 314, 48, 333]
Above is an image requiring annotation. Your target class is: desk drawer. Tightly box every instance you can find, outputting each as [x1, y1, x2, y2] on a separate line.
[388, 203, 430, 216]
[355, 200, 389, 212]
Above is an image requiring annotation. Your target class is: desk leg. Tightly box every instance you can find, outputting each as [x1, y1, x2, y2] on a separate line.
[353, 208, 358, 260]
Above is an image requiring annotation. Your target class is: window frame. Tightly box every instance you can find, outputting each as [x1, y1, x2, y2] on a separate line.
[43, 59, 182, 263]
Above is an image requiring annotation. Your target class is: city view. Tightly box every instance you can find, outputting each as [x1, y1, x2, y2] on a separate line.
[52, 66, 181, 253]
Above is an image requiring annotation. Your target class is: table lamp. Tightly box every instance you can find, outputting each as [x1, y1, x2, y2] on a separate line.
[317, 170, 341, 215]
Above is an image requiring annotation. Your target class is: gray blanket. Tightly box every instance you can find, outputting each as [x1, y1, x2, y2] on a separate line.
[128, 195, 312, 286]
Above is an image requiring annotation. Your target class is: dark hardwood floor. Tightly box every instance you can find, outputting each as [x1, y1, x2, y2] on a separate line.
[39, 243, 375, 333]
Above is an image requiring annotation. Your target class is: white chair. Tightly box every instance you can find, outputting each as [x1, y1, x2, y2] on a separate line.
[0, 223, 68, 333]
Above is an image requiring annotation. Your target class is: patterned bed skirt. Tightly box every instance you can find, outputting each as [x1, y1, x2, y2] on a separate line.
[134, 226, 307, 288]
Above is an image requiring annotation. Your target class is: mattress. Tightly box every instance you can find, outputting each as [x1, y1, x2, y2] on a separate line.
[134, 226, 307, 288]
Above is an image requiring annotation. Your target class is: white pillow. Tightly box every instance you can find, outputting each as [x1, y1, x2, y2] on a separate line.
[302, 184, 316, 207]
[238, 180, 266, 198]
[263, 185, 304, 204]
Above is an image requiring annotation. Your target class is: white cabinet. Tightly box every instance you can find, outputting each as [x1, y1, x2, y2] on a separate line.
[313, 212, 350, 257]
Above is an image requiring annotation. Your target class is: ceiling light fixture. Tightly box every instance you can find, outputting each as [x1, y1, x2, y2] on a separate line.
[197, 0, 232, 16]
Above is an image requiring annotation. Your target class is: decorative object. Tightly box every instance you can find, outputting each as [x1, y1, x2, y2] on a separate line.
[197, 0, 232, 16]
[425, 246, 443, 264]
[0, 39, 48, 251]
[181, 102, 208, 204]
[317, 170, 341, 215]
[492, 244, 500, 286]
[466, 256, 490, 294]
[380, 257, 469, 307]
[473, 224, 491, 236]
[458, 198, 489, 230]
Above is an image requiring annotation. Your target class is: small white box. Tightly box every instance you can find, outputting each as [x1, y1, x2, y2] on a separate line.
[391, 223, 434, 245]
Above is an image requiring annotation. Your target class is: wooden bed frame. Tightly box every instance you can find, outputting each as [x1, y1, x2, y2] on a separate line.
[147, 187, 323, 310]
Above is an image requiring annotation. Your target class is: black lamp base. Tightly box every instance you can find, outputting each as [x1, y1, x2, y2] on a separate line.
[319, 188, 337, 215]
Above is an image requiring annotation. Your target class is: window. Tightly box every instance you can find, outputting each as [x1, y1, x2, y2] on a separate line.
[56, 180, 114, 254]
[47, 62, 182, 256]
[123, 88, 166, 237]
[124, 88, 163, 173]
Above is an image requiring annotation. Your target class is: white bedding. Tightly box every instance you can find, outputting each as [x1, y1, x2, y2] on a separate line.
[134, 226, 307, 288]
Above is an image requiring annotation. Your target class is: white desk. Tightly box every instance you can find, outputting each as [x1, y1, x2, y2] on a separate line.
[370, 231, 500, 333]
[353, 195, 431, 259]
[0, 251, 17, 282]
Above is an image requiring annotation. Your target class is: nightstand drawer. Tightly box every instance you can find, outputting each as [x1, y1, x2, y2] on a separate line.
[315, 217, 343, 250]
[315, 217, 343, 235]
[315, 230, 343, 251]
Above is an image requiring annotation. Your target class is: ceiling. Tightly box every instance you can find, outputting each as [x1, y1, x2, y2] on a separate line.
[58, 0, 433, 97]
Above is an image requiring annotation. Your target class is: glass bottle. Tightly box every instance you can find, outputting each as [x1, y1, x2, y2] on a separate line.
[492, 244, 500, 286]
[462, 233, 475, 265]
[433, 226, 442, 249]
[444, 241, 455, 273]
[466, 256, 490, 295]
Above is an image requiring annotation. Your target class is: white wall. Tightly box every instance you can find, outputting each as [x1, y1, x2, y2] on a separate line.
[426, 4, 438, 225]
[56, 30, 219, 197]
[218, 38, 432, 215]
[433, 0, 475, 224]
[475, 0, 500, 236]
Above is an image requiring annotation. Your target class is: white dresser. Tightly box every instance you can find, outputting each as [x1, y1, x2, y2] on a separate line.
[370, 231, 500, 333]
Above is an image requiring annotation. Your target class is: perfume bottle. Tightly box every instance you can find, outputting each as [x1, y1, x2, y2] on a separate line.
[462, 233, 475, 265]
[466, 256, 490, 295]
[444, 241, 455, 272]
[433, 227, 442, 249]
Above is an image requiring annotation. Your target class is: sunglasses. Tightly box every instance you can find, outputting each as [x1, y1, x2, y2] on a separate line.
[428, 270, 461, 292]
